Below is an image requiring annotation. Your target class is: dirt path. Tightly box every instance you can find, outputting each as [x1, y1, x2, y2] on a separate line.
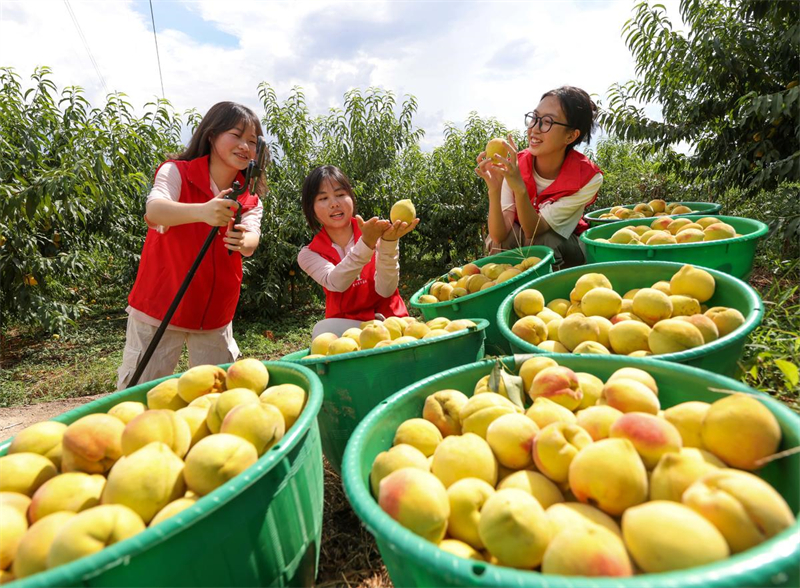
[0, 394, 110, 439]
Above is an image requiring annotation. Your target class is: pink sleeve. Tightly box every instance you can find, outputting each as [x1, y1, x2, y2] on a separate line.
[144, 163, 181, 232]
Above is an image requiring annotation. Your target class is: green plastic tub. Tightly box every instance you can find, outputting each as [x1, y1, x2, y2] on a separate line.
[342, 355, 800, 588]
[580, 215, 768, 279]
[281, 319, 488, 474]
[585, 201, 723, 226]
[409, 246, 554, 355]
[496, 261, 763, 376]
[1, 361, 324, 588]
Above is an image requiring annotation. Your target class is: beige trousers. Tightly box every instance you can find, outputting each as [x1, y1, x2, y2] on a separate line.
[116, 315, 240, 390]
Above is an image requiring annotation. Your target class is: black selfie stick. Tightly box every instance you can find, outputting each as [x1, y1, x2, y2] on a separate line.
[126, 137, 268, 388]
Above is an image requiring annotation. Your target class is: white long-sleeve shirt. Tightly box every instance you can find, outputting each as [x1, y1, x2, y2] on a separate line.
[297, 236, 400, 298]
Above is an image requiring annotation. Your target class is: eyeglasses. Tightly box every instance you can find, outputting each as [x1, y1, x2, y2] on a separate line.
[524, 112, 572, 133]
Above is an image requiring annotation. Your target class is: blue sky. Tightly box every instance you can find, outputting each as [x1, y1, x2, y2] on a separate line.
[0, 0, 684, 151]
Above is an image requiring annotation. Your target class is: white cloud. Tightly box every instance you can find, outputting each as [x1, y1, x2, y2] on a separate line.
[0, 0, 685, 151]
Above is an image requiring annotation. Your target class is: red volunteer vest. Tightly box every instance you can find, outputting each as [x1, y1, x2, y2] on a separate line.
[516, 149, 602, 235]
[307, 219, 409, 321]
[128, 155, 259, 330]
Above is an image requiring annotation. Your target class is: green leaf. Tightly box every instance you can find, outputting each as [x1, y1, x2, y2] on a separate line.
[773, 359, 799, 388]
[499, 369, 526, 410]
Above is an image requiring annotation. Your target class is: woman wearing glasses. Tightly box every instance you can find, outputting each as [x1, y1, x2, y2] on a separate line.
[476, 86, 602, 269]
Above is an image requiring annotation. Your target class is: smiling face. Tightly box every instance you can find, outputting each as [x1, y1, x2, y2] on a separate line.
[210, 122, 258, 172]
[526, 95, 580, 159]
[313, 178, 354, 230]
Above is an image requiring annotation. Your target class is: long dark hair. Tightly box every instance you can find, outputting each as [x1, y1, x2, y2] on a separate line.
[541, 86, 597, 151]
[175, 101, 269, 196]
[301, 165, 356, 232]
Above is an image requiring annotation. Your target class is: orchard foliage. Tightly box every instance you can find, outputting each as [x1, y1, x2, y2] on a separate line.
[599, 0, 800, 193]
[0, 67, 183, 333]
[0, 71, 509, 331]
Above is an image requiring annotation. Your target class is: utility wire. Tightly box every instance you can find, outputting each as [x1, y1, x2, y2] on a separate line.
[149, 0, 166, 99]
[63, 0, 108, 95]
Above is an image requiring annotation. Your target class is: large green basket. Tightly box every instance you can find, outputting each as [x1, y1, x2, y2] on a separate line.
[409, 246, 554, 355]
[584, 201, 723, 227]
[580, 215, 768, 279]
[281, 319, 488, 474]
[342, 354, 800, 588]
[496, 261, 763, 376]
[2, 361, 324, 588]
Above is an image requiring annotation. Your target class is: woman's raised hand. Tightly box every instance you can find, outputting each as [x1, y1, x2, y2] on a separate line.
[356, 215, 391, 249]
[488, 134, 523, 184]
[381, 218, 420, 241]
[200, 188, 240, 226]
[475, 151, 504, 192]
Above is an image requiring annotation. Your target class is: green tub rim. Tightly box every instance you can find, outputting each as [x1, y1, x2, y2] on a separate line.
[579, 215, 769, 251]
[585, 201, 723, 224]
[495, 260, 764, 364]
[284, 318, 490, 367]
[0, 360, 323, 588]
[408, 246, 555, 311]
[341, 354, 800, 588]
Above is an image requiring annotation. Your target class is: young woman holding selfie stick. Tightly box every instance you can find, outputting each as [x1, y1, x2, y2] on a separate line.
[116, 102, 267, 390]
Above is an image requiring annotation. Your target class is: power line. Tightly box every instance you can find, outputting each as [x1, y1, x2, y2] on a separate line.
[63, 0, 108, 95]
[149, 0, 166, 99]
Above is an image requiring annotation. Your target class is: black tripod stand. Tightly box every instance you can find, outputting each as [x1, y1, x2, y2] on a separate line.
[126, 137, 268, 389]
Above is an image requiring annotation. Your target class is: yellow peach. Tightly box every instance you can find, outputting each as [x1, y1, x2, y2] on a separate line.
[121, 409, 192, 458]
[701, 393, 781, 470]
[259, 384, 307, 431]
[101, 442, 185, 524]
[107, 401, 147, 424]
[576, 405, 624, 441]
[226, 358, 270, 393]
[497, 471, 564, 509]
[478, 489, 551, 569]
[525, 397, 577, 429]
[650, 447, 722, 502]
[431, 433, 498, 488]
[609, 412, 682, 469]
[183, 434, 258, 496]
[310, 332, 339, 355]
[662, 401, 711, 448]
[61, 414, 125, 475]
[7, 421, 67, 470]
[146, 379, 187, 411]
[0, 453, 58, 496]
[422, 389, 469, 437]
[446, 477, 495, 549]
[529, 366, 582, 410]
[622, 501, 729, 572]
[485, 413, 539, 469]
[220, 402, 285, 456]
[569, 438, 648, 516]
[150, 495, 198, 527]
[12, 511, 75, 578]
[29, 472, 106, 523]
[541, 524, 632, 576]
[682, 468, 795, 553]
[370, 444, 430, 497]
[533, 422, 593, 483]
[45, 504, 145, 568]
[0, 504, 27, 569]
[379, 468, 449, 543]
[177, 364, 227, 403]
[393, 418, 442, 457]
